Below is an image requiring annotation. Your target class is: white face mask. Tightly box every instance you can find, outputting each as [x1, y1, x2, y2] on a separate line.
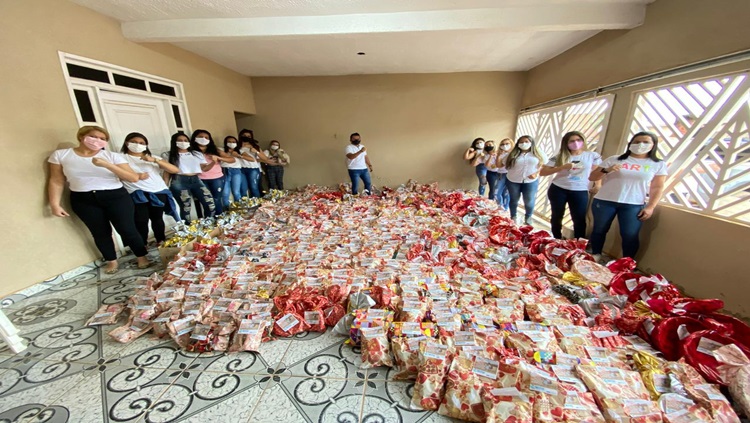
[239, 147, 250, 154]
[176, 141, 190, 150]
[629, 143, 653, 155]
[518, 142, 532, 151]
[270, 145, 279, 150]
[226, 142, 237, 149]
[127, 143, 147, 153]
[195, 137, 210, 146]
[476, 143, 485, 150]
[500, 144, 511, 151]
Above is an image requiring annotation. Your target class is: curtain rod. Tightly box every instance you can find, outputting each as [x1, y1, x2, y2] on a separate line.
[520, 49, 750, 113]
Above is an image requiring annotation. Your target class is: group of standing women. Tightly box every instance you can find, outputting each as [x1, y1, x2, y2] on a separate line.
[48, 125, 289, 273]
[465, 131, 667, 260]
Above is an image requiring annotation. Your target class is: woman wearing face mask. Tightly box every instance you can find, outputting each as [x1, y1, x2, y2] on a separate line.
[235, 136, 265, 198]
[503, 135, 548, 226]
[192, 129, 235, 216]
[221, 136, 246, 207]
[167, 132, 217, 221]
[264, 140, 290, 190]
[495, 138, 514, 210]
[48, 126, 152, 274]
[473, 140, 501, 201]
[119, 132, 180, 246]
[588, 132, 668, 260]
[464, 138, 487, 195]
[540, 131, 602, 239]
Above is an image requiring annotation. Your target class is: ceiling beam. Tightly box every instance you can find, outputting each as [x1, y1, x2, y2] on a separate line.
[122, 3, 646, 43]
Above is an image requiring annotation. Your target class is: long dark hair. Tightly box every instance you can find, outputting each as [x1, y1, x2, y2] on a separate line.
[190, 129, 219, 156]
[224, 136, 240, 154]
[471, 138, 485, 149]
[120, 132, 152, 156]
[617, 131, 662, 162]
[239, 128, 260, 150]
[505, 135, 545, 169]
[168, 131, 199, 166]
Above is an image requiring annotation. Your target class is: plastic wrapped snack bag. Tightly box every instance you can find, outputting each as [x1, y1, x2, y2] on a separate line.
[86, 304, 125, 326]
[658, 393, 714, 423]
[438, 354, 498, 422]
[481, 387, 533, 423]
[109, 317, 153, 343]
[412, 341, 451, 410]
[360, 327, 394, 368]
[715, 343, 750, 417]
[229, 319, 269, 353]
[391, 336, 427, 380]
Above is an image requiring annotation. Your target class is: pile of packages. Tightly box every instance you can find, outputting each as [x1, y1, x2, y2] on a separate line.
[87, 182, 750, 422]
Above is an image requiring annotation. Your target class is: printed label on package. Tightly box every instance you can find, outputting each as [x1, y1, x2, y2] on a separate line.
[455, 331, 476, 346]
[276, 313, 300, 332]
[564, 394, 588, 410]
[304, 311, 321, 325]
[423, 342, 448, 360]
[472, 357, 499, 380]
[696, 338, 725, 356]
[530, 371, 558, 395]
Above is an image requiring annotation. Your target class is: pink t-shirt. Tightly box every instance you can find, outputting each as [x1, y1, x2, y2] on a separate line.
[199, 154, 224, 180]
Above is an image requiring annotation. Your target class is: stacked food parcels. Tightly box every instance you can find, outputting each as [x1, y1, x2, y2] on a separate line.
[86, 182, 750, 422]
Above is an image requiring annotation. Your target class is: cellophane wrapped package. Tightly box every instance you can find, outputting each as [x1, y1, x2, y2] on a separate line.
[86, 304, 125, 326]
[714, 344, 750, 417]
[412, 341, 452, 410]
[360, 327, 394, 368]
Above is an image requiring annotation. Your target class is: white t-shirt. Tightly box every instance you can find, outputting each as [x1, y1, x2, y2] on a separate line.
[595, 155, 669, 205]
[245, 151, 261, 169]
[121, 154, 170, 194]
[504, 151, 548, 183]
[48, 148, 126, 192]
[176, 151, 208, 175]
[547, 151, 602, 191]
[220, 153, 242, 169]
[345, 144, 368, 170]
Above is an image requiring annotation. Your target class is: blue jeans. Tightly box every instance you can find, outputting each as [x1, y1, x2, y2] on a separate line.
[496, 173, 510, 209]
[222, 168, 245, 207]
[348, 169, 372, 195]
[475, 164, 487, 196]
[200, 176, 225, 216]
[170, 175, 215, 221]
[242, 168, 262, 198]
[548, 183, 589, 239]
[507, 179, 539, 221]
[486, 171, 500, 202]
[590, 199, 644, 259]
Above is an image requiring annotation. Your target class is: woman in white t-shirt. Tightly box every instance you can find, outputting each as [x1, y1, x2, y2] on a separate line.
[503, 135, 548, 225]
[119, 132, 180, 246]
[495, 138, 514, 210]
[221, 136, 245, 207]
[47, 125, 152, 273]
[540, 131, 602, 239]
[167, 132, 217, 221]
[588, 131, 668, 260]
[472, 140, 498, 200]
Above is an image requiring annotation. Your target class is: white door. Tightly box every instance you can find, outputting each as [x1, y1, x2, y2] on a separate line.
[99, 90, 174, 156]
[98, 90, 177, 254]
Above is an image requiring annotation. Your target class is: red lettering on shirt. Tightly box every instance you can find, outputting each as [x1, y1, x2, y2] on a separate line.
[630, 164, 641, 171]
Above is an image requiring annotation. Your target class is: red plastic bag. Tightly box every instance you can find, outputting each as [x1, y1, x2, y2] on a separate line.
[606, 257, 637, 274]
[681, 330, 750, 385]
[651, 316, 707, 361]
[272, 312, 310, 337]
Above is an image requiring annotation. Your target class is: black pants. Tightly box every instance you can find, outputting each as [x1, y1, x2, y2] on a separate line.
[69, 188, 148, 261]
[133, 193, 168, 244]
[267, 165, 284, 190]
[547, 183, 589, 239]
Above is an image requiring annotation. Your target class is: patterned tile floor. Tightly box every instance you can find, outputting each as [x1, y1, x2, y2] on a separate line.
[0, 251, 463, 423]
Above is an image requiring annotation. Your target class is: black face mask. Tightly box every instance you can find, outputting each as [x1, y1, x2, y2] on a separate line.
[352, 139, 361, 145]
[484, 145, 494, 152]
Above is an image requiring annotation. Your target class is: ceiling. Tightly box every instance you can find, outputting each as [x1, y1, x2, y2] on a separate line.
[72, 0, 655, 77]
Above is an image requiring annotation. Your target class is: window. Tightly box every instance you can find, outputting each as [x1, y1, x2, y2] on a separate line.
[624, 72, 750, 225]
[66, 63, 110, 84]
[150, 82, 177, 97]
[73, 89, 96, 123]
[113, 73, 147, 91]
[515, 95, 615, 227]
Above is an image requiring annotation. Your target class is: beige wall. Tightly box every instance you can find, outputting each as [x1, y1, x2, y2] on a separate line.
[0, 0, 255, 296]
[243, 72, 525, 190]
[522, 0, 750, 317]
[522, 0, 750, 108]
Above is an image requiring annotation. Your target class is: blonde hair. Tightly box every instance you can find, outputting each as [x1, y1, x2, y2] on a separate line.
[506, 135, 545, 169]
[498, 138, 514, 150]
[555, 131, 588, 167]
[76, 125, 110, 141]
